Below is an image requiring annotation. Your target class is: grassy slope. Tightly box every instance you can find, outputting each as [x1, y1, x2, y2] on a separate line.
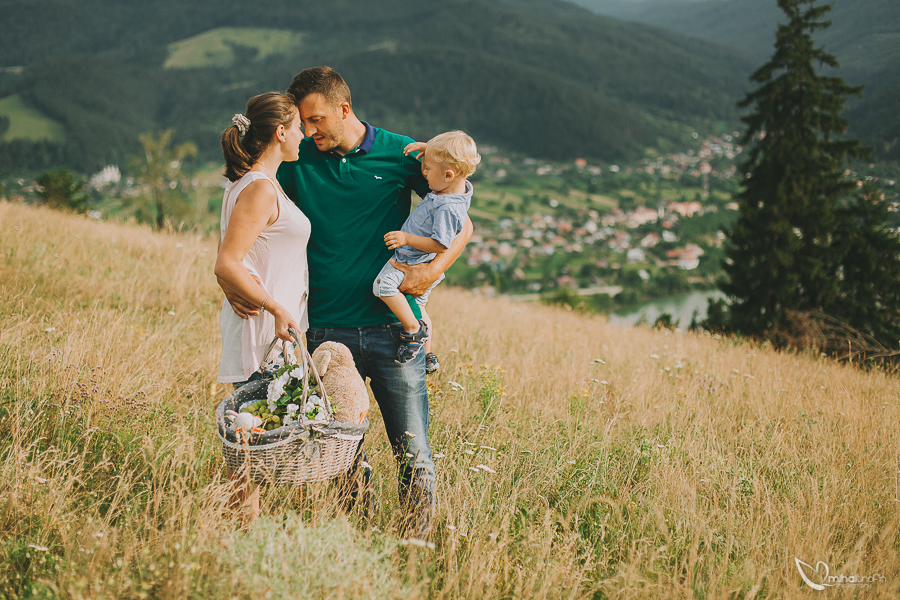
[1, 202, 899, 598]
[164, 28, 305, 69]
[0, 94, 64, 142]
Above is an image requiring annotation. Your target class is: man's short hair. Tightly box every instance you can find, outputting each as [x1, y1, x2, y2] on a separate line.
[427, 131, 481, 179]
[287, 66, 352, 108]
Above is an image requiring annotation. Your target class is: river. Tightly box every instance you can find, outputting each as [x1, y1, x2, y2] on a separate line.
[607, 290, 726, 327]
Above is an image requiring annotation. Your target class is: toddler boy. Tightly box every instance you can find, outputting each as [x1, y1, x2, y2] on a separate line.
[373, 130, 480, 369]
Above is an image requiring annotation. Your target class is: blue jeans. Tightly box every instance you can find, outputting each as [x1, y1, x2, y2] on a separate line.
[306, 323, 435, 499]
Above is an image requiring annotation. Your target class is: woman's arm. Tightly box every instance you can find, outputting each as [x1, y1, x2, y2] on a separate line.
[214, 180, 299, 341]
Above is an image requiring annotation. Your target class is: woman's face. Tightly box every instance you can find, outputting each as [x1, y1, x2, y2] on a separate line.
[281, 110, 304, 161]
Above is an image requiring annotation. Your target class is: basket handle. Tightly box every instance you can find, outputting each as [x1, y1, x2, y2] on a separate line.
[257, 328, 334, 418]
[289, 327, 334, 417]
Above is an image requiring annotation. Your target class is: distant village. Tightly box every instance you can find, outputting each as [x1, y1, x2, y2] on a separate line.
[4, 131, 897, 306]
[452, 132, 899, 301]
[454, 134, 746, 297]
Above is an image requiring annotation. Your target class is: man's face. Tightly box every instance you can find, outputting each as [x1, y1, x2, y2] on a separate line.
[298, 93, 346, 153]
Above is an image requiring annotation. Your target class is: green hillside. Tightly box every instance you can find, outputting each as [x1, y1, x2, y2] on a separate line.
[0, 94, 65, 142]
[0, 0, 755, 174]
[165, 28, 305, 69]
[571, 0, 900, 159]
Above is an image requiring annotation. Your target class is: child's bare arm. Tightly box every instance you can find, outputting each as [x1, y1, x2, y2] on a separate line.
[403, 142, 427, 160]
[384, 230, 448, 253]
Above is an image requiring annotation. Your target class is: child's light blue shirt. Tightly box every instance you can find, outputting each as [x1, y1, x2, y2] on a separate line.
[394, 180, 473, 265]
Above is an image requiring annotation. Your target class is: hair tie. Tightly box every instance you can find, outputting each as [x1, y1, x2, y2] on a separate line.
[232, 114, 250, 136]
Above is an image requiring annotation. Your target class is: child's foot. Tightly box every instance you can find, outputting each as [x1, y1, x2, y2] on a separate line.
[395, 320, 429, 364]
[424, 352, 440, 374]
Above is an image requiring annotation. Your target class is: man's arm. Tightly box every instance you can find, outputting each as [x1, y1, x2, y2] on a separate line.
[393, 216, 473, 296]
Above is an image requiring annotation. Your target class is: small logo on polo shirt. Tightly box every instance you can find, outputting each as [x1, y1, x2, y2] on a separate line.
[374, 176, 383, 179]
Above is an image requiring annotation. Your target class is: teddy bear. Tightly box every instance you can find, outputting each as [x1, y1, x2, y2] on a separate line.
[311, 341, 370, 424]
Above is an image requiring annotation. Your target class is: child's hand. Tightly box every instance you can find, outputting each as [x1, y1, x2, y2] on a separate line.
[403, 142, 427, 160]
[384, 231, 408, 250]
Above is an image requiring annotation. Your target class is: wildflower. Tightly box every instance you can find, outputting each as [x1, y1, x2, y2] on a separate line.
[465, 450, 475, 455]
[168, 311, 175, 316]
[468, 467, 480, 472]
[44, 327, 56, 333]
[600, 380, 608, 385]
[401, 538, 435, 550]
[27, 544, 49, 552]
[650, 353, 660, 359]
[477, 464, 496, 473]
[434, 453, 446, 459]
[480, 446, 496, 451]
[593, 358, 606, 364]
[267, 378, 286, 404]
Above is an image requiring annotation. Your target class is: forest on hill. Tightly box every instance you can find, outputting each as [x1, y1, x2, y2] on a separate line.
[0, 0, 755, 174]
[572, 0, 900, 159]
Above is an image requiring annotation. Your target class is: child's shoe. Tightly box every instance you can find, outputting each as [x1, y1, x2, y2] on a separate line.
[424, 352, 440, 374]
[395, 320, 429, 364]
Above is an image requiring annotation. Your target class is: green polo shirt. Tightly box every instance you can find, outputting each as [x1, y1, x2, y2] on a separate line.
[277, 123, 431, 328]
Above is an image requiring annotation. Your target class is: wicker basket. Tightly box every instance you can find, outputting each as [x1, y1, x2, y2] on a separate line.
[216, 329, 368, 485]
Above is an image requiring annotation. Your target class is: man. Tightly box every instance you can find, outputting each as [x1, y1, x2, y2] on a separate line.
[220, 66, 472, 537]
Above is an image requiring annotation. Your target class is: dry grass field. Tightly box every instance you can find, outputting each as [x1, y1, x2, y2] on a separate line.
[1, 200, 898, 599]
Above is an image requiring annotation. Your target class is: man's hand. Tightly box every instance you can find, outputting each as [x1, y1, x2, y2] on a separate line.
[392, 259, 441, 297]
[217, 273, 264, 319]
[384, 230, 408, 250]
[403, 142, 427, 160]
[394, 215, 473, 296]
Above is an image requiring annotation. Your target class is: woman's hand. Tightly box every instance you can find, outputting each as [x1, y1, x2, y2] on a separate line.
[271, 303, 300, 343]
[403, 142, 427, 160]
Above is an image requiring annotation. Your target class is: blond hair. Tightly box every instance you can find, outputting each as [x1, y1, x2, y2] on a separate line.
[426, 131, 481, 179]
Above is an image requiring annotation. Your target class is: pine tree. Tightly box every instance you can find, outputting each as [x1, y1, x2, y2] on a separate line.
[720, 0, 900, 348]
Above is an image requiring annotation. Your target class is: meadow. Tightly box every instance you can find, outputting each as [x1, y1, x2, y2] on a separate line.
[1, 201, 898, 599]
[0, 95, 65, 143]
[163, 28, 305, 69]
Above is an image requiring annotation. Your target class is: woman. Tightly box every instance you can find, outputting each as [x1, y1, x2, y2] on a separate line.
[216, 92, 308, 520]
[215, 92, 309, 387]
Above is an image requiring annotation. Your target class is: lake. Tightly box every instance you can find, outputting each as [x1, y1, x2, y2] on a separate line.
[607, 290, 726, 327]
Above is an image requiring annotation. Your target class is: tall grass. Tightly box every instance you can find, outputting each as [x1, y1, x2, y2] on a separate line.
[1, 200, 898, 599]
